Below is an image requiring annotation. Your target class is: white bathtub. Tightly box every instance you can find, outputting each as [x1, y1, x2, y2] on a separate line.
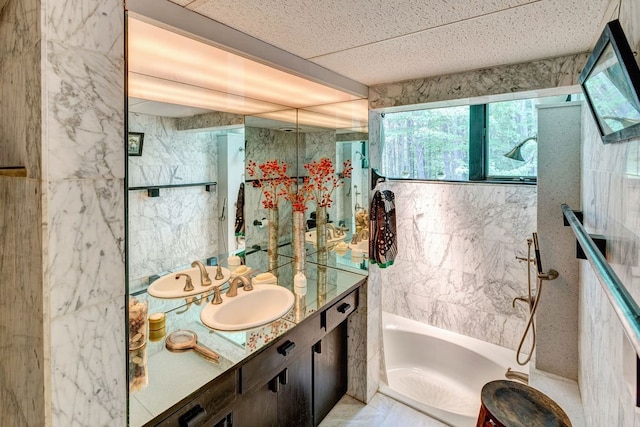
[380, 312, 527, 427]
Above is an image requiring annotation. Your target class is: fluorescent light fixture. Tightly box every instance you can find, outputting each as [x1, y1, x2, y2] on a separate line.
[128, 73, 290, 115]
[128, 17, 364, 114]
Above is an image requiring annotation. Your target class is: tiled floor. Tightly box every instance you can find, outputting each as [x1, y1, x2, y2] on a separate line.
[319, 393, 448, 427]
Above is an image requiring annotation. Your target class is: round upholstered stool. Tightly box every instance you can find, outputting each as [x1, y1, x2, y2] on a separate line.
[477, 380, 571, 427]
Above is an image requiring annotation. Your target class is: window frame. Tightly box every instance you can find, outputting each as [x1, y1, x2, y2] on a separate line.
[382, 101, 538, 184]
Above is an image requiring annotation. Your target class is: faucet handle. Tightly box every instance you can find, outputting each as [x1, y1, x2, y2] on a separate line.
[215, 264, 224, 280]
[211, 286, 223, 305]
[176, 273, 194, 292]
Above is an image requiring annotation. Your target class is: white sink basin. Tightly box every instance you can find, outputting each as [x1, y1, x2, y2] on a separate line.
[200, 285, 294, 331]
[349, 240, 369, 257]
[148, 266, 231, 299]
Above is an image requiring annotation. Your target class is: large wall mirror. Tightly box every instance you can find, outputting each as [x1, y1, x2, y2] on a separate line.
[126, 11, 368, 423]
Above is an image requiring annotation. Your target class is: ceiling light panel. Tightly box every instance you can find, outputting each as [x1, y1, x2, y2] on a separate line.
[128, 17, 363, 113]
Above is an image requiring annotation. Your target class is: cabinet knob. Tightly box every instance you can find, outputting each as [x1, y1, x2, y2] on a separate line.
[277, 340, 296, 356]
[337, 303, 351, 314]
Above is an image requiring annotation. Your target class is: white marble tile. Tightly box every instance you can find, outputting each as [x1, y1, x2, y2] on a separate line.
[319, 393, 447, 427]
[369, 53, 588, 110]
[48, 179, 125, 316]
[45, 0, 123, 58]
[578, 9, 640, 418]
[378, 180, 535, 349]
[45, 40, 125, 180]
[128, 188, 219, 280]
[50, 296, 126, 427]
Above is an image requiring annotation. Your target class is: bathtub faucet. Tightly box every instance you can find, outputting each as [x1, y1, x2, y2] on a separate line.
[505, 367, 529, 384]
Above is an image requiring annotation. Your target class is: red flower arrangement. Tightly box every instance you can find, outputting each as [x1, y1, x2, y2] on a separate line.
[246, 159, 288, 209]
[305, 158, 353, 208]
[247, 158, 353, 212]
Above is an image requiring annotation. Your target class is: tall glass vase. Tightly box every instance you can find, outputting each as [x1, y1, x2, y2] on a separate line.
[315, 205, 328, 265]
[293, 211, 305, 274]
[267, 207, 279, 272]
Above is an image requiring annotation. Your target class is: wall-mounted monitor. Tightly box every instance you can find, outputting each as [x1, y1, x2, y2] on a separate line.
[579, 19, 640, 144]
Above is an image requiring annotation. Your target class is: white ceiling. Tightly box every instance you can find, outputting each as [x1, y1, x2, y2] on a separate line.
[168, 0, 614, 86]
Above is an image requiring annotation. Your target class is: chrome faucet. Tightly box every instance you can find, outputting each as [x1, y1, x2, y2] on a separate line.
[350, 228, 369, 244]
[191, 260, 212, 286]
[227, 276, 252, 297]
[175, 273, 194, 292]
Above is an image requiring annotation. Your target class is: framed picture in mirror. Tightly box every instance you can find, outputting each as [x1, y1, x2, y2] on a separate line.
[128, 132, 144, 156]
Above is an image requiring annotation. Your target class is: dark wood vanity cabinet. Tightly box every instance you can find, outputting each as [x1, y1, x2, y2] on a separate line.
[234, 349, 313, 427]
[313, 321, 348, 425]
[150, 287, 359, 427]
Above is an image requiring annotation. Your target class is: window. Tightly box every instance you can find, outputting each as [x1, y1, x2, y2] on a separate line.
[486, 98, 539, 178]
[382, 106, 470, 180]
[381, 94, 577, 182]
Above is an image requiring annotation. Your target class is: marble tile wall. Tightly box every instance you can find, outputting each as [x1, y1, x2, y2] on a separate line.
[128, 112, 220, 286]
[378, 181, 537, 350]
[369, 52, 588, 111]
[579, 3, 640, 424]
[44, 0, 126, 425]
[244, 126, 297, 248]
[303, 130, 338, 221]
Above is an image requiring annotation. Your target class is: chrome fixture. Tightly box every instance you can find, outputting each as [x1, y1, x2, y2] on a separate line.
[503, 136, 537, 161]
[175, 273, 194, 292]
[227, 276, 252, 297]
[191, 260, 212, 287]
[505, 367, 529, 384]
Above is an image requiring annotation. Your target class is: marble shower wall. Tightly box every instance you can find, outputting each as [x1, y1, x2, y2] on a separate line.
[578, 3, 640, 424]
[379, 181, 537, 350]
[128, 112, 220, 289]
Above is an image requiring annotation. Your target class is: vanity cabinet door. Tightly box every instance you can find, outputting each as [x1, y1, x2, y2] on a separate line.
[234, 350, 312, 427]
[313, 321, 348, 426]
[277, 349, 313, 427]
[232, 379, 278, 427]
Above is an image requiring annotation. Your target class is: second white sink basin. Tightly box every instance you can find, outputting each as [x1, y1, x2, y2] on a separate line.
[349, 240, 369, 256]
[200, 285, 294, 331]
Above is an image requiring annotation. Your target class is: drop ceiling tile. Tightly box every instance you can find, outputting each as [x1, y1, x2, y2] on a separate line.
[311, 0, 611, 85]
[181, 0, 537, 58]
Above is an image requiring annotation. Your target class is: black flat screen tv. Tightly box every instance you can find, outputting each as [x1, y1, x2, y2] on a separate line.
[579, 19, 640, 144]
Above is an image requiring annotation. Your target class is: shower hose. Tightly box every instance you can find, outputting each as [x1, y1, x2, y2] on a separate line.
[516, 239, 542, 366]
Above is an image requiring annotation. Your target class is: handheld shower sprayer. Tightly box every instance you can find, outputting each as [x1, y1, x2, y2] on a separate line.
[512, 232, 558, 367]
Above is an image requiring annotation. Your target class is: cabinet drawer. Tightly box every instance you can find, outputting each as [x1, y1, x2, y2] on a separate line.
[155, 369, 236, 427]
[322, 289, 358, 332]
[240, 315, 321, 394]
